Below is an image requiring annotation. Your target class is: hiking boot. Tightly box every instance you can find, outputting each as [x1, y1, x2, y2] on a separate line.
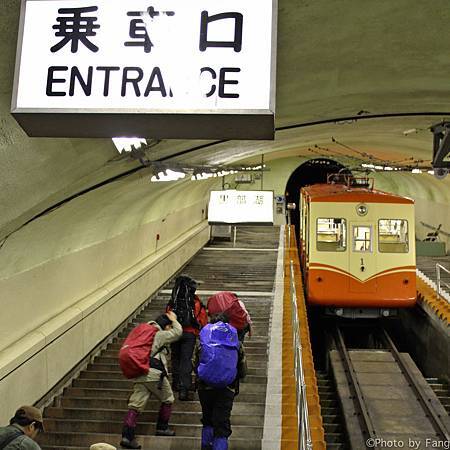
[155, 428, 176, 436]
[120, 425, 141, 449]
[120, 437, 142, 449]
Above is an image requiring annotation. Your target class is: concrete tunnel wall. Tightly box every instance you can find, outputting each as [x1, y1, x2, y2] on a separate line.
[0, 173, 220, 423]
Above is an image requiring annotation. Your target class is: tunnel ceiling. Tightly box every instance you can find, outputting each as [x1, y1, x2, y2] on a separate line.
[1, 0, 450, 239]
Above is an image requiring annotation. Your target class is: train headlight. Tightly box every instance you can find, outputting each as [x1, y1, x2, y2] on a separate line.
[356, 204, 368, 216]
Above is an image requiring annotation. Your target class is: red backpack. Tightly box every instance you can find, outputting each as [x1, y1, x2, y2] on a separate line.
[119, 323, 158, 379]
[207, 292, 249, 331]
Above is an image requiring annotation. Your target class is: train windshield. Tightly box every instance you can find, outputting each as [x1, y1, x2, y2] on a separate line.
[316, 218, 347, 251]
[353, 225, 372, 252]
[378, 219, 409, 253]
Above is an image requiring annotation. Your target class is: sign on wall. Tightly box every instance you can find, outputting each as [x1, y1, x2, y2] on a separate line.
[208, 190, 274, 224]
[11, 0, 277, 139]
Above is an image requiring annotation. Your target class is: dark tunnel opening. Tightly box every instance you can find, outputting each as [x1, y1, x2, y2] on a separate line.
[285, 158, 352, 239]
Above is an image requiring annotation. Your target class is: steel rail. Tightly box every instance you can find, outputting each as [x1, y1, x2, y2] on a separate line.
[333, 326, 380, 450]
[380, 329, 450, 442]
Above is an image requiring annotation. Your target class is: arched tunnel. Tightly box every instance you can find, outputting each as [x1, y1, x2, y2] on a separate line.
[285, 158, 352, 236]
[1, 1, 450, 448]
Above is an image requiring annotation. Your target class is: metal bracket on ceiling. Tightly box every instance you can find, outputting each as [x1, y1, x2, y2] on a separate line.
[430, 121, 450, 179]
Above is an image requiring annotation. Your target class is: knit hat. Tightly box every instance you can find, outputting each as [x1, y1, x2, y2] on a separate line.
[155, 314, 172, 329]
[90, 444, 117, 450]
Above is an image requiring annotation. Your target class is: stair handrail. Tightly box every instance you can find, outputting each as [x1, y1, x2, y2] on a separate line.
[290, 259, 313, 450]
[436, 263, 450, 302]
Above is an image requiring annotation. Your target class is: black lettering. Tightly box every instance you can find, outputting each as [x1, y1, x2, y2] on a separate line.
[96, 66, 120, 96]
[219, 67, 240, 98]
[121, 67, 144, 97]
[46, 66, 68, 96]
[144, 67, 167, 97]
[200, 67, 216, 97]
[69, 66, 93, 96]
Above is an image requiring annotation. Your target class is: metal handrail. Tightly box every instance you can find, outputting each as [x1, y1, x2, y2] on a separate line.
[290, 259, 313, 450]
[436, 263, 450, 302]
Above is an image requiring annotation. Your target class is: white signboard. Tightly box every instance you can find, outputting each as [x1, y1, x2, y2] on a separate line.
[12, 0, 277, 139]
[208, 190, 274, 224]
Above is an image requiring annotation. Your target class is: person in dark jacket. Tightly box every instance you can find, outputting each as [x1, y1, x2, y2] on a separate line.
[193, 314, 247, 450]
[0, 406, 44, 449]
[167, 276, 208, 401]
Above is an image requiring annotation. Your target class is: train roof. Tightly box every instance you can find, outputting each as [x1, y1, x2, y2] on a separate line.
[301, 182, 414, 204]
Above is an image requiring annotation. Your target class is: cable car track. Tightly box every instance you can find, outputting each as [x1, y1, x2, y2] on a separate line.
[330, 325, 450, 450]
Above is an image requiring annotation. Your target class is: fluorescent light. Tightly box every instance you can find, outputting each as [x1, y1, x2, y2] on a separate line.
[411, 168, 422, 174]
[112, 138, 147, 154]
[384, 166, 393, 171]
[427, 170, 434, 175]
[374, 165, 383, 170]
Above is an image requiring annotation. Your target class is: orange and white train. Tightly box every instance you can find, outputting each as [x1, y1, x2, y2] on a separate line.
[299, 178, 416, 318]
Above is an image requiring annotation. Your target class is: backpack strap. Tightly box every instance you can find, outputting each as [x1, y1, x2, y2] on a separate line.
[0, 428, 23, 450]
[149, 345, 168, 389]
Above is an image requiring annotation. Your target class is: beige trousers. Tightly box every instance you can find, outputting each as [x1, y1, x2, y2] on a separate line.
[128, 378, 174, 412]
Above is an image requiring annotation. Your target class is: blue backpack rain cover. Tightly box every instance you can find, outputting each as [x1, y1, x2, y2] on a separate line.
[198, 322, 240, 388]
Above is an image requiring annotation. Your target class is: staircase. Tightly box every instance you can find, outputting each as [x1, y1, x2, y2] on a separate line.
[39, 226, 279, 450]
[317, 371, 349, 450]
[426, 378, 450, 415]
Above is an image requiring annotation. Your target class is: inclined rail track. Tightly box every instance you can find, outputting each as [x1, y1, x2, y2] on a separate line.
[332, 325, 450, 450]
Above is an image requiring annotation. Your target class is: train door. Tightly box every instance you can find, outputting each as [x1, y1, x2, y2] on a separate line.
[349, 222, 377, 293]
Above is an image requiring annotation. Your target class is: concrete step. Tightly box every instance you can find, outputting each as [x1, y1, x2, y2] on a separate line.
[78, 370, 268, 385]
[40, 434, 263, 449]
[63, 387, 267, 403]
[72, 378, 267, 394]
[87, 363, 267, 375]
[59, 396, 266, 413]
[43, 419, 263, 439]
[44, 407, 265, 426]
[94, 355, 268, 366]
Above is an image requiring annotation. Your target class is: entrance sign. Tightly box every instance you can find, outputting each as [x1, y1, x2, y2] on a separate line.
[208, 190, 274, 225]
[12, 0, 277, 139]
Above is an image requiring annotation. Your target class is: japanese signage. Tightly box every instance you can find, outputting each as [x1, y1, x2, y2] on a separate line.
[208, 190, 274, 224]
[12, 0, 277, 139]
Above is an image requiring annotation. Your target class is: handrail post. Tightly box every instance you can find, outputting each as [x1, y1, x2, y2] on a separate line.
[437, 263, 441, 297]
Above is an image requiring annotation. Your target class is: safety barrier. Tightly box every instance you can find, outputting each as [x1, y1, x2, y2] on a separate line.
[282, 226, 325, 450]
[289, 258, 312, 450]
[436, 263, 450, 302]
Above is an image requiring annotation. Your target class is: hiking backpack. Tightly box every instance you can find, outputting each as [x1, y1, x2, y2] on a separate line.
[207, 291, 249, 331]
[197, 321, 240, 388]
[167, 275, 199, 328]
[119, 323, 158, 379]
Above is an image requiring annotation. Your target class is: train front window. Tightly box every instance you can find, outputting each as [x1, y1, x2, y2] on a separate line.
[353, 225, 372, 252]
[316, 218, 347, 251]
[378, 219, 409, 253]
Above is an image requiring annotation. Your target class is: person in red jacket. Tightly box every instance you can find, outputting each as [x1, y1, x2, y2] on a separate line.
[166, 275, 208, 401]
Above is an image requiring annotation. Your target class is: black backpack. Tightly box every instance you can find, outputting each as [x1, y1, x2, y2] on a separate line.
[168, 275, 199, 328]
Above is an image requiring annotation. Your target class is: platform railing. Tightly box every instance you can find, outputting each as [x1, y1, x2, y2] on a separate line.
[290, 259, 313, 450]
[436, 263, 450, 302]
